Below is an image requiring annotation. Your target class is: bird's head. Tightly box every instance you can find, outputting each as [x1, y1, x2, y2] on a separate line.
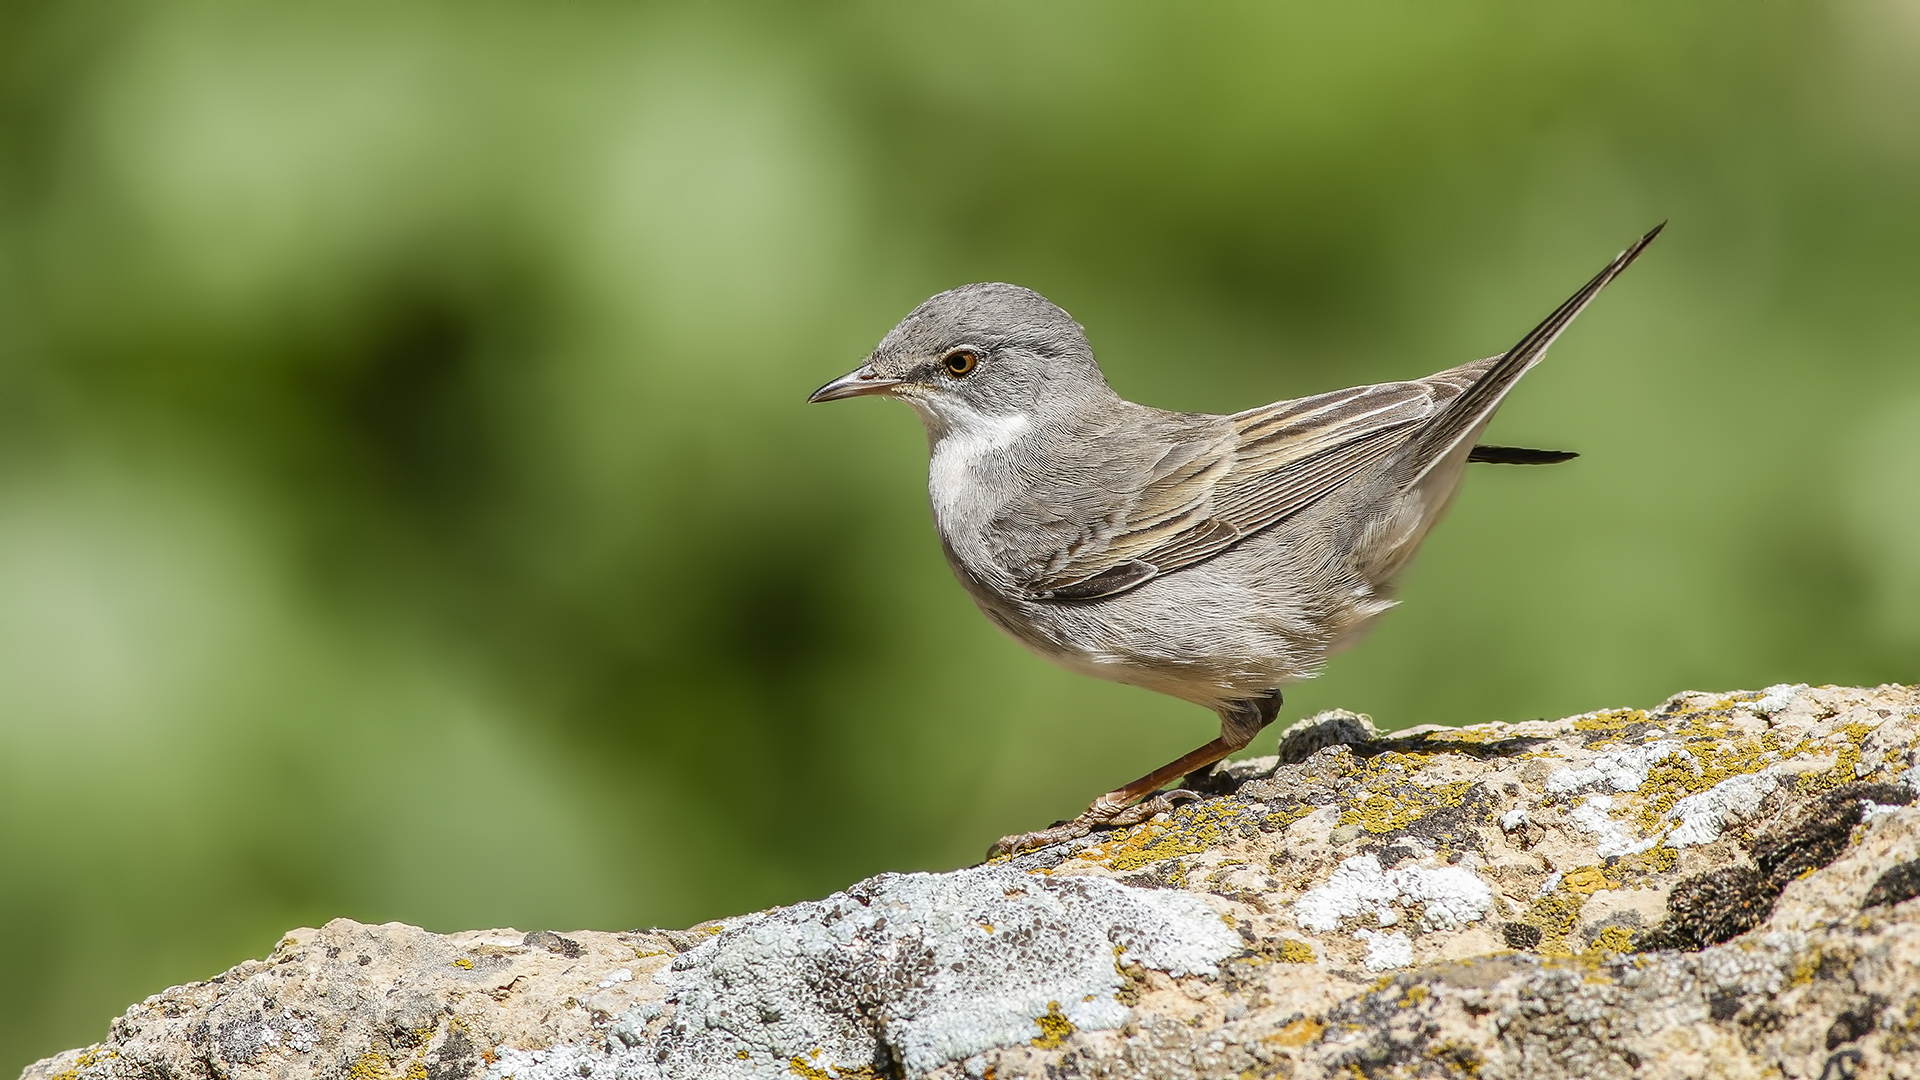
[808, 283, 1112, 437]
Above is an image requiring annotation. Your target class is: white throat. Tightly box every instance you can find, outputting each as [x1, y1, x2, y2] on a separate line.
[923, 405, 1032, 530]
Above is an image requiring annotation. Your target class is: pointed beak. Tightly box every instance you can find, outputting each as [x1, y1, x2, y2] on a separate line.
[808, 362, 903, 404]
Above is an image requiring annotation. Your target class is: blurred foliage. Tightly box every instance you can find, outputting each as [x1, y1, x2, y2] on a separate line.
[2, 1, 1918, 1068]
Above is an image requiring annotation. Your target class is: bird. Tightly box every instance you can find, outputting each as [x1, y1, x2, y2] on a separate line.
[809, 225, 1662, 856]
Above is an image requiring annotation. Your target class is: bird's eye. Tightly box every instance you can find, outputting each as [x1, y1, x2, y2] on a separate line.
[943, 349, 979, 377]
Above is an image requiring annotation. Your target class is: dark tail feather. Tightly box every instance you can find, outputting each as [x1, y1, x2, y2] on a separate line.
[1468, 445, 1579, 465]
[1395, 223, 1663, 487]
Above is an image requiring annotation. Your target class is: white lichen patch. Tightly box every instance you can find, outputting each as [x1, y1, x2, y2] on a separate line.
[1860, 799, 1905, 823]
[1293, 855, 1493, 934]
[1353, 929, 1414, 971]
[1567, 794, 1656, 857]
[491, 865, 1239, 1080]
[1663, 769, 1783, 848]
[1546, 742, 1684, 796]
[1752, 683, 1809, 716]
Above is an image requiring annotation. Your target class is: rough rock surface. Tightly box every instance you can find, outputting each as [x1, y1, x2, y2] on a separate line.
[24, 684, 1920, 1080]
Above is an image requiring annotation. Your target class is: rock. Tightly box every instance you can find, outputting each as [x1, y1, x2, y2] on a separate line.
[22, 684, 1920, 1080]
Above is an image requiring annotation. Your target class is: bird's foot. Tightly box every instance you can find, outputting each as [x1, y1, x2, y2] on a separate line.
[986, 819, 1093, 859]
[1102, 788, 1199, 827]
[986, 789, 1200, 858]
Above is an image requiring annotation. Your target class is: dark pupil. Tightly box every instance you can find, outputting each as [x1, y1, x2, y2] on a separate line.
[946, 351, 975, 375]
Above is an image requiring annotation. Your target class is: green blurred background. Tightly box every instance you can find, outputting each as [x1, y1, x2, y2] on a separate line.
[3, 1, 1917, 1068]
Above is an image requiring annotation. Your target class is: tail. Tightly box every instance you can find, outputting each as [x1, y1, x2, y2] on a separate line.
[1468, 445, 1578, 465]
[1392, 223, 1663, 487]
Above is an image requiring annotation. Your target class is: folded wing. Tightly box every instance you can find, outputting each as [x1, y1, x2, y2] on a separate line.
[1009, 225, 1662, 602]
[1016, 374, 1468, 600]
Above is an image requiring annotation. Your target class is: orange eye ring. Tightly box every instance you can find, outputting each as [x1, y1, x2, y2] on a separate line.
[943, 349, 979, 377]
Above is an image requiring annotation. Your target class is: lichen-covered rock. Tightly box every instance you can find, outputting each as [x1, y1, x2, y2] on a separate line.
[23, 684, 1920, 1080]
[626, 866, 1239, 1078]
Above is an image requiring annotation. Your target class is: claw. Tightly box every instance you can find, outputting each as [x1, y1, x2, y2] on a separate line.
[987, 818, 1094, 858]
[987, 788, 1201, 858]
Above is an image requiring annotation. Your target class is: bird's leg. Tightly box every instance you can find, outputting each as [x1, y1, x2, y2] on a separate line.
[988, 692, 1283, 857]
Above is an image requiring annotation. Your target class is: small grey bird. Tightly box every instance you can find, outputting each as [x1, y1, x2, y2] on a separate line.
[810, 225, 1661, 856]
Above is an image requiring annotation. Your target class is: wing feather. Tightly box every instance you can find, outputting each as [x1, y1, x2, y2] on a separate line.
[1017, 379, 1452, 600]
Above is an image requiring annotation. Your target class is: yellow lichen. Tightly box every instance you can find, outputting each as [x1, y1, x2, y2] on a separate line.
[1265, 805, 1314, 831]
[55, 1045, 116, 1080]
[1789, 946, 1822, 987]
[1522, 879, 1596, 956]
[1572, 709, 1650, 732]
[1367, 749, 1435, 771]
[1398, 984, 1430, 1008]
[1426, 723, 1518, 746]
[1030, 1001, 1076, 1049]
[451, 957, 474, 970]
[1275, 939, 1316, 963]
[1587, 926, 1634, 955]
[1266, 1017, 1325, 1047]
[1337, 779, 1475, 835]
[1560, 865, 1617, 895]
[346, 1031, 439, 1080]
[1614, 844, 1679, 878]
[787, 1058, 831, 1080]
[1794, 722, 1878, 792]
[1081, 799, 1257, 871]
